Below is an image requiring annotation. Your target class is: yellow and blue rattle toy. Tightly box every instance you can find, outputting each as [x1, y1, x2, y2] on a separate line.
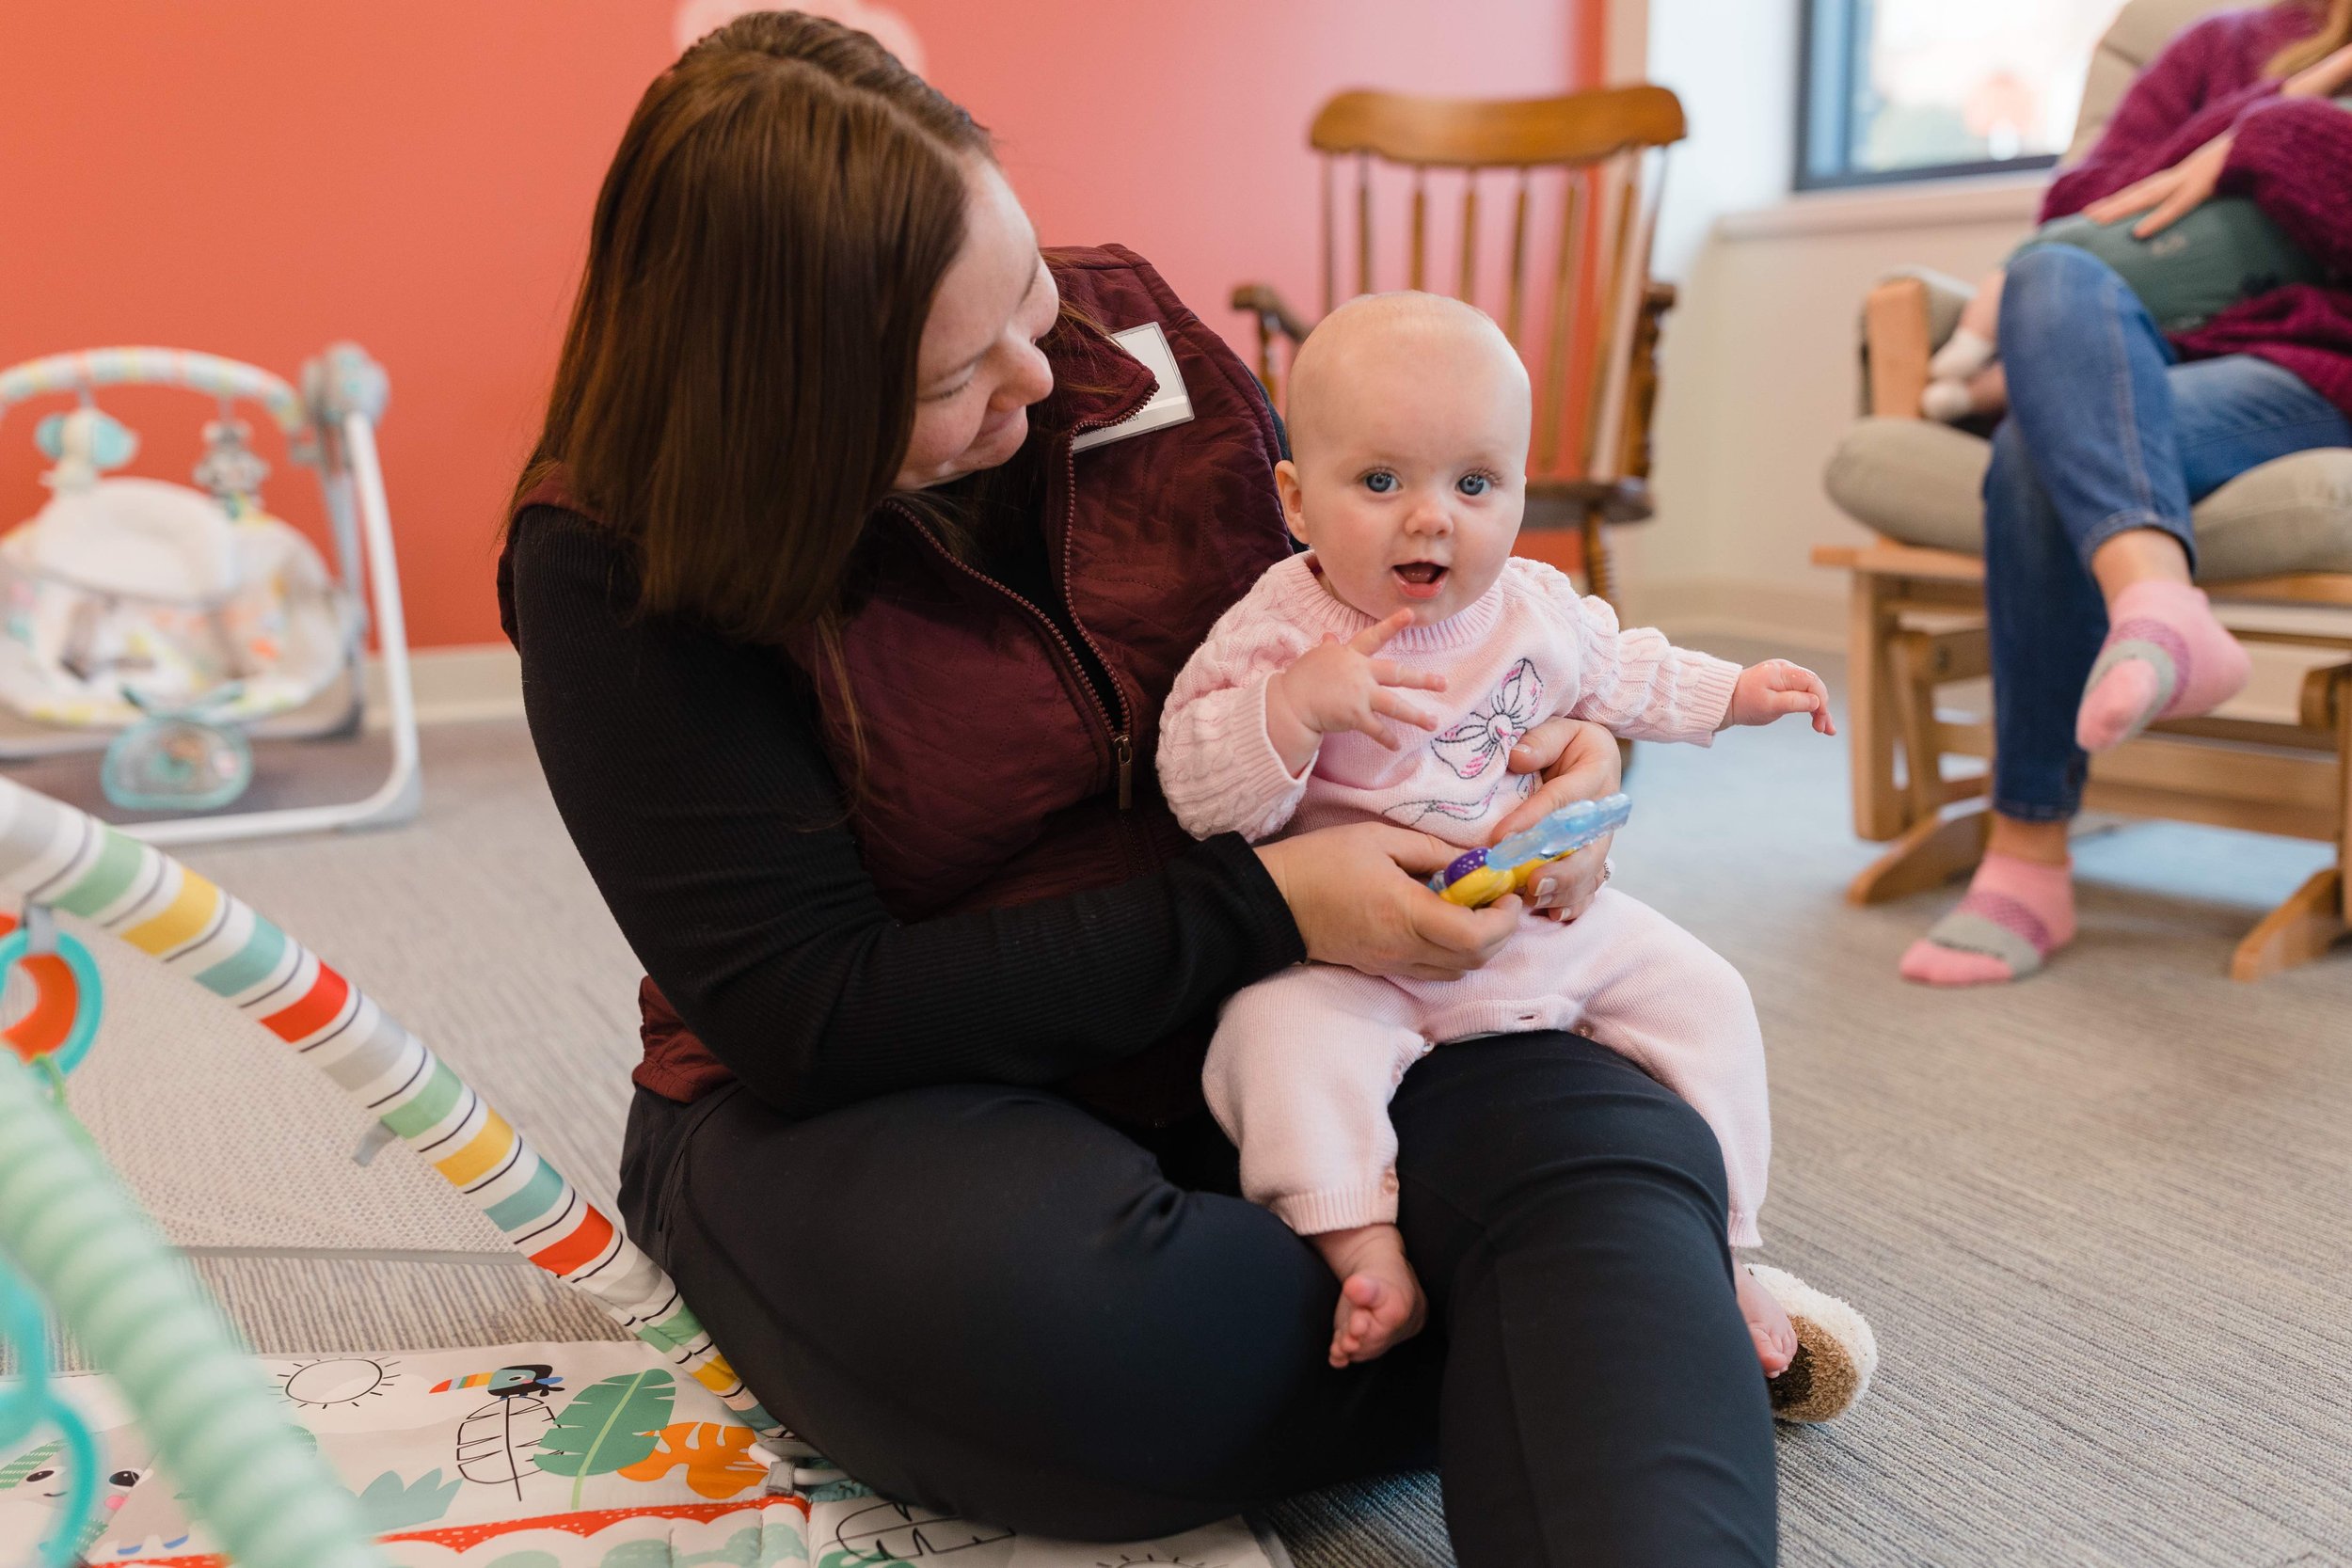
[1428, 792, 1632, 908]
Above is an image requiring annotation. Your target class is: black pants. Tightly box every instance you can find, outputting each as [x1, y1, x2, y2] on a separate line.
[618, 1030, 1777, 1565]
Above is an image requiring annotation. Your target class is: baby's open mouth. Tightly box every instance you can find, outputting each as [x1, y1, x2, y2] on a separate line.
[1393, 561, 1448, 598]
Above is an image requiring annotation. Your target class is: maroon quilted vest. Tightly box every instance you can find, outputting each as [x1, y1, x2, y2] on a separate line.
[518, 246, 1293, 1122]
[791, 245, 1290, 922]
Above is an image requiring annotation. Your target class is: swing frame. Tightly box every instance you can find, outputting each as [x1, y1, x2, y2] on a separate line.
[0, 345, 420, 846]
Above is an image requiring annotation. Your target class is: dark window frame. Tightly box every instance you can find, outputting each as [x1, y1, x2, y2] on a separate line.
[1795, 0, 2064, 191]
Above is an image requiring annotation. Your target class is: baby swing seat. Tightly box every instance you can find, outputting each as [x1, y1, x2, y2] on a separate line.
[0, 347, 419, 845]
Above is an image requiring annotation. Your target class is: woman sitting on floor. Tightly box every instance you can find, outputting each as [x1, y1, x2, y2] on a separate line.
[501, 12, 1781, 1566]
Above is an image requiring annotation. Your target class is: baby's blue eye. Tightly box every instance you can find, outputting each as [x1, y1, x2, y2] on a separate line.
[1363, 470, 1398, 494]
[1458, 473, 1492, 497]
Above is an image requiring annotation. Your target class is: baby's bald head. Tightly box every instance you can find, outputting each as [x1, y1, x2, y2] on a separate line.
[1284, 292, 1530, 467]
[1272, 293, 1533, 625]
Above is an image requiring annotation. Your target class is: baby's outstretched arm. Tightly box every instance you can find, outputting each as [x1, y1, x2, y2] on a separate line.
[1264, 609, 1447, 773]
[1723, 658, 1836, 736]
[1539, 573, 1740, 743]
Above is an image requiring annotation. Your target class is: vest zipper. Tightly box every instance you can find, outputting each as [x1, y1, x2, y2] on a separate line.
[892, 503, 1136, 813]
[1058, 395, 1150, 816]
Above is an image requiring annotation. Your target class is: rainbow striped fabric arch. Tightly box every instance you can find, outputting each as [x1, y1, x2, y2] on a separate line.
[0, 777, 774, 1433]
[0, 347, 311, 437]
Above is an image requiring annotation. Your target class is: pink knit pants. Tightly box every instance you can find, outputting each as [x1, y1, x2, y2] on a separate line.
[1204, 890, 1769, 1246]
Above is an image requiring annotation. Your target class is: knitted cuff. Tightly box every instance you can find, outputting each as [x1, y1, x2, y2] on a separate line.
[1270, 1176, 1401, 1235]
[1677, 652, 1742, 744]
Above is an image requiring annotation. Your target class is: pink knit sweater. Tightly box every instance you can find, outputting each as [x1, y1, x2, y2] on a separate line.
[2043, 4, 2352, 415]
[1159, 553, 1739, 846]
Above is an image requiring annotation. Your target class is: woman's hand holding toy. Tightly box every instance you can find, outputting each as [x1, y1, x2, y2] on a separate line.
[1256, 822, 1522, 982]
[1429, 793, 1634, 910]
[2085, 131, 2234, 239]
[2094, 41, 2352, 241]
[1495, 715, 1623, 921]
[1724, 658, 1836, 736]
[1263, 609, 1448, 772]
[2282, 40, 2352, 98]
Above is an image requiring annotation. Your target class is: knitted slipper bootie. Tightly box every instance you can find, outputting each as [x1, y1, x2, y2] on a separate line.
[1747, 1263, 1879, 1423]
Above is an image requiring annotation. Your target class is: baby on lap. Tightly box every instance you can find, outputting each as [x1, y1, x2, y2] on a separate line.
[1924, 46, 2352, 423]
[1158, 293, 1850, 1389]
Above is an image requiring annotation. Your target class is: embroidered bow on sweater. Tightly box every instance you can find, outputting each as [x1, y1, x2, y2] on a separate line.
[2044, 5, 2352, 416]
[1156, 554, 1739, 847]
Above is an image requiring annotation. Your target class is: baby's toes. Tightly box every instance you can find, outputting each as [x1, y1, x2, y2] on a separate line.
[1749, 1322, 1794, 1378]
[1328, 1300, 1369, 1367]
[1343, 1274, 1425, 1363]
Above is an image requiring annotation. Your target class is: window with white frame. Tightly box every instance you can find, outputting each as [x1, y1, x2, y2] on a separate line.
[1798, 0, 2126, 188]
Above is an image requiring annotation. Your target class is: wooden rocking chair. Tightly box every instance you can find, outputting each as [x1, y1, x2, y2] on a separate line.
[1231, 84, 1685, 607]
[1812, 0, 2352, 980]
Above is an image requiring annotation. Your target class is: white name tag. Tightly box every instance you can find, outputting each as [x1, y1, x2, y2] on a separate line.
[1071, 321, 1196, 452]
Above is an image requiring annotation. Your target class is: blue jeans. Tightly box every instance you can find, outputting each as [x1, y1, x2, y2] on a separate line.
[1983, 245, 2352, 820]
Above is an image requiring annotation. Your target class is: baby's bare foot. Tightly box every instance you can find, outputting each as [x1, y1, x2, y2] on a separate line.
[1311, 1223, 1426, 1368]
[1736, 1263, 1798, 1378]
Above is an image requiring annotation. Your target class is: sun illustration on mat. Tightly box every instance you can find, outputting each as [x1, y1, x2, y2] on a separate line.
[278, 1356, 402, 1408]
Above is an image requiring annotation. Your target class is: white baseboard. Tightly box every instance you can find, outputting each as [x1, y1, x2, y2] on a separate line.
[0, 643, 524, 752]
[367, 643, 523, 728]
[1630, 576, 2344, 726]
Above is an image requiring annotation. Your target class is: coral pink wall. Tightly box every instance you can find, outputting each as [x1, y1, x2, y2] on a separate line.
[0, 2, 1597, 647]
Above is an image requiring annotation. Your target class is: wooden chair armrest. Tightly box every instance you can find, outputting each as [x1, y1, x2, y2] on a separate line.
[1862, 277, 1933, 420]
[1230, 282, 1317, 398]
[1810, 540, 1984, 579]
[1528, 476, 1652, 528]
[1230, 282, 1317, 346]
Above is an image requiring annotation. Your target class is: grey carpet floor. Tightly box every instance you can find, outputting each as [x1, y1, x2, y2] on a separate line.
[19, 641, 2352, 1568]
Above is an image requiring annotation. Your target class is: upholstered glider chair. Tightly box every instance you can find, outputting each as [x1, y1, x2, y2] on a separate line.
[1814, 0, 2352, 979]
[1232, 85, 1685, 609]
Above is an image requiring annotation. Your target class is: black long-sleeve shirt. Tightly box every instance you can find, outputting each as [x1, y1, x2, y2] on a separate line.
[504, 506, 1305, 1120]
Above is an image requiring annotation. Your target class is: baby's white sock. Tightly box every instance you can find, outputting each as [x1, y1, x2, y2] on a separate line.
[1927, 325, 1995, 384]
[1921, 378, 1978, 422]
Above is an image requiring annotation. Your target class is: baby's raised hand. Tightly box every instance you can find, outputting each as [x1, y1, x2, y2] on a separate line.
[1724, 658, 1836, 736]
[1265, 609, 1448, 768]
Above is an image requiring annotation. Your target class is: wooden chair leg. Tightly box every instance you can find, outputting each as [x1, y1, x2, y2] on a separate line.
[1847, 572, 1908, 841]
[2231, 664, 2352, 979]
[1846, 802, 1991, 906]
[1889, 625, 1991, 817]
[1581, 506, 1614, 607]
[2339, 662, 2351, 925]
[2231, 870, 2348, 981]
[1887, 629, 1947, 821]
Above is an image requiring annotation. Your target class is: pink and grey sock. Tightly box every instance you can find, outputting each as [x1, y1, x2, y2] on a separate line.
[2075, 579, 2249, 753]
[1899, 852, 2076, 986]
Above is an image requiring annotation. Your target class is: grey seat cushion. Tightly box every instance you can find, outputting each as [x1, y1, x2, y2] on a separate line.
[1823, 418, 2352, 579]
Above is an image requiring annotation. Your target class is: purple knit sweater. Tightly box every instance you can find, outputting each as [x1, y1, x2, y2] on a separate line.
[2042, 3, 2352, 415]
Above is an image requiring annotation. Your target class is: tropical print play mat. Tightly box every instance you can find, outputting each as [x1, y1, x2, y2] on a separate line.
[0, 1339, 1286, 1568]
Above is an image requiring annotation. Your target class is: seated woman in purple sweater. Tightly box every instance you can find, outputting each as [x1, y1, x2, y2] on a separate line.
[1903, 0, 2352, 985]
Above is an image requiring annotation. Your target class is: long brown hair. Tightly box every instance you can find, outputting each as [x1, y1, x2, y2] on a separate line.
[513, 11, 990, 645]
[2271, 0, 2352, 76]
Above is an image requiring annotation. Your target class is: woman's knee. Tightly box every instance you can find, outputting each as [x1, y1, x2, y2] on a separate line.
[681, 1082, 1334, 1389]
[1999, 243, 2126, 343]
[684, 1084, 1174, 1302]
[1397, 1035, 1731, 1241]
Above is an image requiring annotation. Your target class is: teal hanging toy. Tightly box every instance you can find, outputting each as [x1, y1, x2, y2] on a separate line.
[0, 925, 389, 1568]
